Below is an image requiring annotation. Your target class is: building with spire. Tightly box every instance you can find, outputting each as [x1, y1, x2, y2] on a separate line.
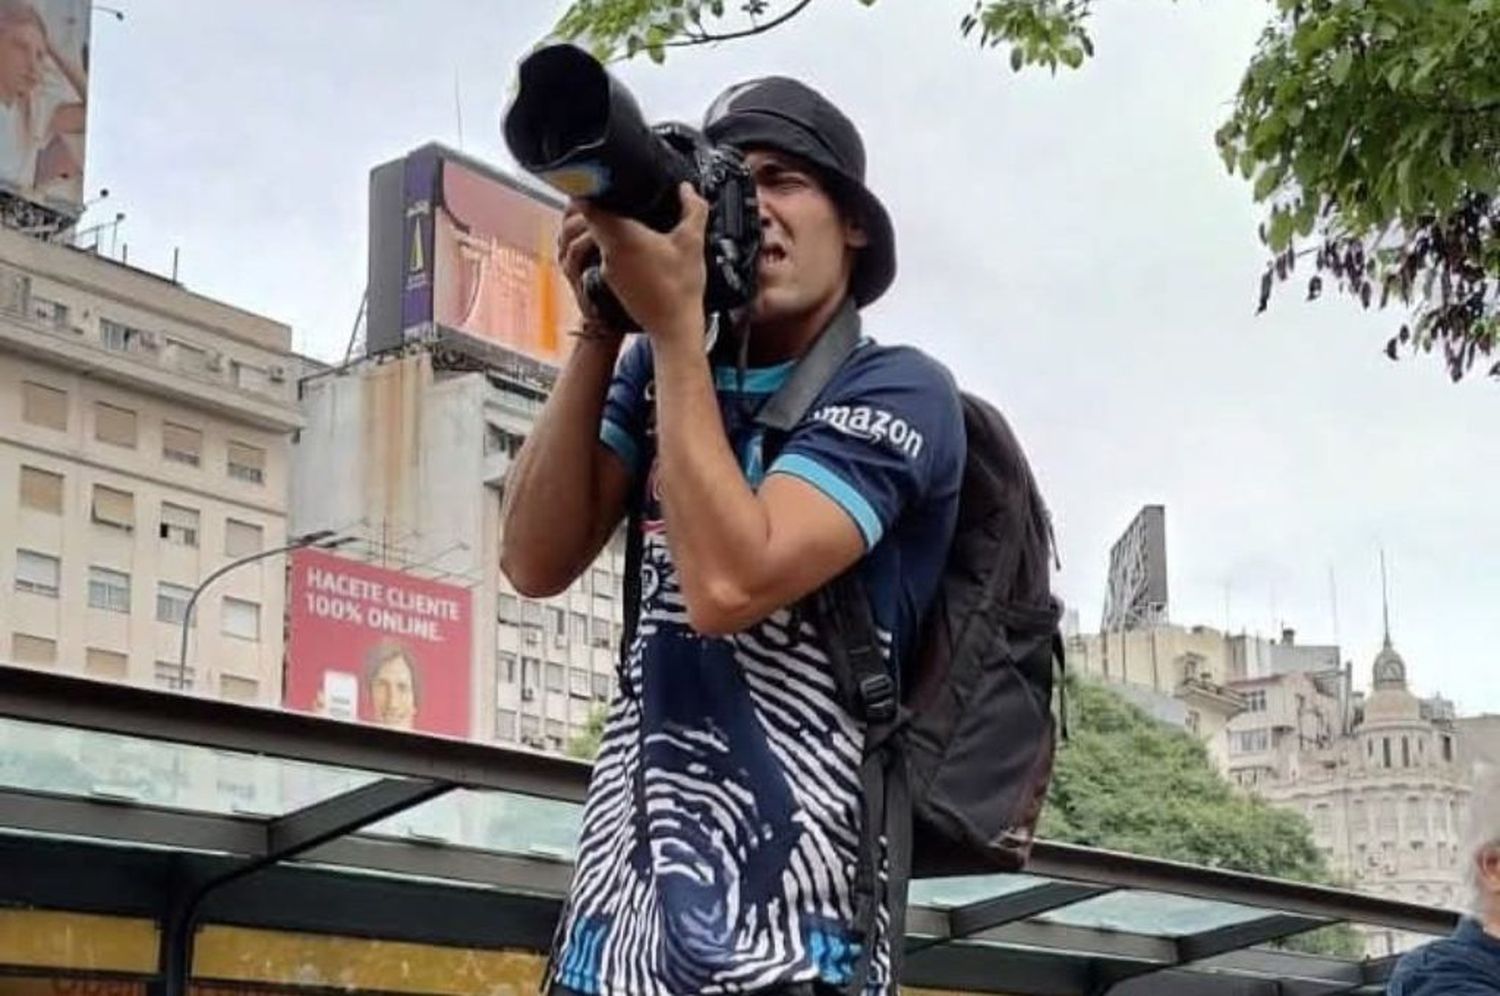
[1225, 590, 1471, 956]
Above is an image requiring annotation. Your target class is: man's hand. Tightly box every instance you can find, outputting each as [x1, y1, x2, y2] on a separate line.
[580, 183, 709, 345]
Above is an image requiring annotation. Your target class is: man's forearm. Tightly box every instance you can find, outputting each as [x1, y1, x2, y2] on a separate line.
[651, 327, 777, 632]
[500, 336, 624, 595]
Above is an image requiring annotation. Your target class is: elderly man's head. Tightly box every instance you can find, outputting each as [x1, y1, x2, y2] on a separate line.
[1466, 767, 1500, 926]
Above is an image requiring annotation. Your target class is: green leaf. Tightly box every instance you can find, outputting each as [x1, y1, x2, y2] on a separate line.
[1010, 45, 1024, 72]
[1330, 49, 1353, 85]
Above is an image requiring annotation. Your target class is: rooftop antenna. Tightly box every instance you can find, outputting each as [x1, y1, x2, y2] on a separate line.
[1380, 549, 1393, 647]
[454, 69, 466, 151]
[1328, 564, 1341, 649]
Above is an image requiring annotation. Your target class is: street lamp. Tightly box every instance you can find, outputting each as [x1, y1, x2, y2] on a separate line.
[176, 529, 352, 683]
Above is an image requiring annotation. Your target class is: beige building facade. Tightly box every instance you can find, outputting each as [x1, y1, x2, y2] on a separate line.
[0, 227, 301, 703]
[1228, 638, 1470, 956]
[292, 348, 624, 754]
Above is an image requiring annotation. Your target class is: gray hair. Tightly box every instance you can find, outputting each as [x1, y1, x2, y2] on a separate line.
[1465, 765, 1500, 916]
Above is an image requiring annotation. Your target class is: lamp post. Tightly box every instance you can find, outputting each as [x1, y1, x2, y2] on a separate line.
[176, 529, 349, 683]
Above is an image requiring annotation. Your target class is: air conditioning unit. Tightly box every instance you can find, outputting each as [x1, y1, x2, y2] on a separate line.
[521, 687, 536, 702]
[204, 350, 225, 372]
[268, 365, 286, 383]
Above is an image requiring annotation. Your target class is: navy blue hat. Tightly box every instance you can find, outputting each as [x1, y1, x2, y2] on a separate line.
[703, 77, 896, 308]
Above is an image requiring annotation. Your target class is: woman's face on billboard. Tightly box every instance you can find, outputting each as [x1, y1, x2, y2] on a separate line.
[370, 655, 418, 729]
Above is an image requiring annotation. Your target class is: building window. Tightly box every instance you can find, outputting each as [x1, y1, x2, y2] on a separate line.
[87, 566, 130, 613]
[570, 611, 587, 645]
[1312, 804, 1332, 834]
[592, 672, 612, 702]
[21, 381, 68, 430]
[85, 647, 128, 679]
[498, 651, 517, 684]
[220, 675, 259, 702]
[569, 667, 591, 698]
[225, 519, 264, 558]
[15, 549, 60, 597]
[497, 594, 521, 624]
[19, 466, 63, 513]
[162, 422, 202, 466]
[100, 318, 145, 352]
[1402, 737, 1411, 768]
[545, 663, 564, 694]
[232, 360, 267, 392]
[11, 632, 56, 666]
[222, 598, 261, 641]
[1442, 736, 1454, 762]
[520, 714, 541, 746]
[1230, 728, 1270, 755]
[94, 402, 138, 448]
[495, 708, 518, 741]
[159, 503, 200, 547]
[1383, 737, 1392, 769]
[548, 606, 566, 645]
[1244, 689, 1266, 712]
[29, 294, 66, 328]
[154, 661, 195, 691]
[90, 484, 135, 532]
[590, 617, 613, 649]
[156, 583, 194, 626]
[521, 657, 541, 697]
[545, 719, 565, 752]
[1378, 799, 1398, 836]
[227, 441, 266, 484]
[591, 568, 613, 598]
[1185, 710, 1201, 734]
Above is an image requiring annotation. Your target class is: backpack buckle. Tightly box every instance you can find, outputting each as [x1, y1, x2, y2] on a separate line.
[858, 672, 897, 724]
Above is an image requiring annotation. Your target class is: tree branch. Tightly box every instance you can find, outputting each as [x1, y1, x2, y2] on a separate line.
[661, 0, 817, 49]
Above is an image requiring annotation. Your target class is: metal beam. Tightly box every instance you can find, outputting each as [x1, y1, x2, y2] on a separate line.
[1194, 947, 1365, 985]
[266, 777, 448, 859]
[1177, 913, 1332, 963]
[0, 787, 265, 854]
[1027, 840, 1458, 937]
[950, 881, 1115, 939]
[0, 667, 591, 802]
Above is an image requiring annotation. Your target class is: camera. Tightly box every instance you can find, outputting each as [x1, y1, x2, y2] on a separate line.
[502, 44, 761, 334]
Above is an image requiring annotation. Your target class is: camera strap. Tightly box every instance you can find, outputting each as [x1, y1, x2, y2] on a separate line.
[753, 297, 862, 435]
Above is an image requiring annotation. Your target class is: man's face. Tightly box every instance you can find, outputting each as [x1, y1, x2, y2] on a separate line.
[370, 656, 417, 729]
[745, 148, 867, 326]
[0, 23, 44, 104]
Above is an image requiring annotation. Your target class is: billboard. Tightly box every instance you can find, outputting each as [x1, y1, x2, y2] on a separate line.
[366, 143, 579, 382]
[285, 548, 472, 737]
[1101, 504, 1169, 632]
[0, 0, 89, 219]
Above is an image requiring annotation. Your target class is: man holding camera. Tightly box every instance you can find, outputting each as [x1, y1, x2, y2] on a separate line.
[501, 77, 963, 996]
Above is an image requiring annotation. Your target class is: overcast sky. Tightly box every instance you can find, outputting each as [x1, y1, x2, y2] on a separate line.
[82, 1, 1497, 714]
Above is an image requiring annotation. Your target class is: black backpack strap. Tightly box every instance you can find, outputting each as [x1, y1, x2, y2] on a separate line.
[616, 501, 644, 699]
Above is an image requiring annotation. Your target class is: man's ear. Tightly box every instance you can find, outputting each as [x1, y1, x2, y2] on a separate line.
[1479, 844, 1500, 893]
[844, 216, 870, 250]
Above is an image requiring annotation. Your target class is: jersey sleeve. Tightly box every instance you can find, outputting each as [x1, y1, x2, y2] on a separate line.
[767, 347, 963, 551]
[598, 336, 653, 479]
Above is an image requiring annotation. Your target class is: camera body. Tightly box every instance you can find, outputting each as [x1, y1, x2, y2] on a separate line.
[502, 44, 760, 334]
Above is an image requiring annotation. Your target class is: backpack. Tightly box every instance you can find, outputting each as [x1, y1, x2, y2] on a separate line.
[619, 302, 1065, 994]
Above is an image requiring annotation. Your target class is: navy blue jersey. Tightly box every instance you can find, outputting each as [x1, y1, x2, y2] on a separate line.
[554, 333, 963, 996]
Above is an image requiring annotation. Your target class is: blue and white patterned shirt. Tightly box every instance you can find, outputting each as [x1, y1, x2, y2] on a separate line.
[553, 331, 963, 996]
